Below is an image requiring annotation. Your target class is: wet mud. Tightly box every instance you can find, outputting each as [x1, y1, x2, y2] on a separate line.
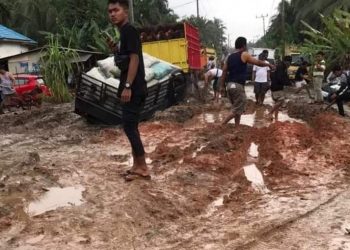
[1, 86, 350, 249]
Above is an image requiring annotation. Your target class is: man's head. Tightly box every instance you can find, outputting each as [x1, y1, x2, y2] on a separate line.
[315, 51, 325, 62]
[235, 37, 247, 51]
[258, 53, 265, 61]
[301, 61, 308, 69]
[332, 65, 342, 77]
[283, 56, 292, 67]
[210, 64, 215, 69]
[108, 0, 129, 27]
[262, 50, 269, 59]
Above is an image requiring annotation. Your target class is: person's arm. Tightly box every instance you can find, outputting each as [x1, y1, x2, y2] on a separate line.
[252, 66, 256, 82]
[220, 62, 228, 91]
[204, 72, 210, 86]
[8, 73, 16, 88]
[267, 69, 271, 82]
[326, 72, 334, 83]
[336, 75, 348, 96]
[121, 26, 141, 103]
[242, 52, 273, 69]
[126, 54, 139, 86]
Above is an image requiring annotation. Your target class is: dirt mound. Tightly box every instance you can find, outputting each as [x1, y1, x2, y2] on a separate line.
[0, 103, 86, 134]
[309, 113, 350, 139]
[287, 102, 326, 122]
[153, 104, 197, 123]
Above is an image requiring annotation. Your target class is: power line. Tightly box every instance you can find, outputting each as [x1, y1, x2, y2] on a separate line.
[256, 14, 268, 36]
[171, 1, 196, 9]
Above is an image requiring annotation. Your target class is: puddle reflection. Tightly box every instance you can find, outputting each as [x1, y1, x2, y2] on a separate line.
[248, 143, 259, 158]
[243, 164, 269, 194]
[27, 186, 85, 216]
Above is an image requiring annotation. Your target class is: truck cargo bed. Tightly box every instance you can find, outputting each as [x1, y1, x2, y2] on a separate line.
[75, 70, 186, 125]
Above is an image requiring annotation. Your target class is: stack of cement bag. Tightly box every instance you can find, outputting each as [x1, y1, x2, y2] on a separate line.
[86, 53, 179, 89]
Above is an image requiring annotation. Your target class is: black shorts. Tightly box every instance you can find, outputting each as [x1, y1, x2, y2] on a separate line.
[213, 78, 219, 91]
[254, 82, 270, 95]
[122, 95, 146, 123]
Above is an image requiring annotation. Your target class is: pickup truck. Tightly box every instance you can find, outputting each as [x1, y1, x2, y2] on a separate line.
[74, 68, 186, 125]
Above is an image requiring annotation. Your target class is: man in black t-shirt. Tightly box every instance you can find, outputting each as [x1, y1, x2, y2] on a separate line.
[108, 0, 150, 181]
[268, 56, 292, 121]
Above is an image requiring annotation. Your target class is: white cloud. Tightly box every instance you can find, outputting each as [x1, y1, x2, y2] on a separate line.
[168, 0, 281, 43]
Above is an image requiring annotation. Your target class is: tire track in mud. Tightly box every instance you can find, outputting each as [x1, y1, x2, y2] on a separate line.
[237, 188, 349, 250]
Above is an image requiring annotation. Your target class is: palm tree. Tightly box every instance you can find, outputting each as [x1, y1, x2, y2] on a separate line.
[10, 0, 59, 44]
[0, 1, 12, 25]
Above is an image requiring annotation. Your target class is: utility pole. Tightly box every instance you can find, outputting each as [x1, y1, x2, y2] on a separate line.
[129, 0, 134, 24]
[256, 14, 268, 36]
[196, 0, 199, 18]
[281, 0, 286, 58]
[228, 34, 230, 49]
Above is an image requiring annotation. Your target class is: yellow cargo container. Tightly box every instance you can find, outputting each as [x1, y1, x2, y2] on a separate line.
[142, 38, 189, 73]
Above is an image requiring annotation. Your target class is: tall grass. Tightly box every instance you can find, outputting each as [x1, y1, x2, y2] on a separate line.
[40, 35, 79, 103]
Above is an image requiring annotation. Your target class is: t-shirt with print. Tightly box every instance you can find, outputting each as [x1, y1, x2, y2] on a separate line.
[116, 22, 147, 97]
[253, 62, 270, 83]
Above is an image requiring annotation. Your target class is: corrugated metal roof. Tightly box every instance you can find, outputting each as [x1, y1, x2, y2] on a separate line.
[0, 25, 37, 44]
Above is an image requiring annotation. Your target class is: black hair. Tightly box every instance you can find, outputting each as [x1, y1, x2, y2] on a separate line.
[301, 61, 308, 66]
[262, 50, 268, 54]
[332, 64, 342, 72]
[258, 53, 265, 60]
[283, 56, 292, 62]
[108, 0, 129, 9]
[235, 37, 247, 49]
[316, 51, 325, 56]
[209, 56, 215, 61]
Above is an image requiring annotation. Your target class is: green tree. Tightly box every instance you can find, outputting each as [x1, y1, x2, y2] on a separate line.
[0, 2, 12, 25]
[134, 0, 178, 26]
[261, 0, 350, 49]
[186, 16, 226, 57]
[301, 9, 350, 67]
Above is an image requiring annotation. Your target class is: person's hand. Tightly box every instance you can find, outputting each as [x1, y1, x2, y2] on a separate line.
[331, 93, 337, 100]
[121, 88, 132, 103]
[269, 64, 276, 71]
[107, 37, 116, 53]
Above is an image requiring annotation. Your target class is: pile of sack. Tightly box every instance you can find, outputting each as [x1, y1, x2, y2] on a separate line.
[86, 53, 179, 89]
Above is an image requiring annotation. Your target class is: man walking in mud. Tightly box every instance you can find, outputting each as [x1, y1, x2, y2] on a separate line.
[108, 0, 150, 181]
[220, 37, 274, 127]
[268, 56, 292, 121]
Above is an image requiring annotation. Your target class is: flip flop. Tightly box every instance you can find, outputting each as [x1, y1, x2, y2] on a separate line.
[124, 172, 151, 182]
[120, 170, 133, 177]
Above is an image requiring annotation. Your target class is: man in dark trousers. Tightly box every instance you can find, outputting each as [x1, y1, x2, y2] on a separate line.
[330, 65, 350, 116]
[268, 56, 292, 120]
[108, 0, 150, 181]
[220, 37, 274, 128]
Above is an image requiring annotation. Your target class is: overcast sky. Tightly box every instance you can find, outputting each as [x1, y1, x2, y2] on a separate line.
[168, 0, 282, 43]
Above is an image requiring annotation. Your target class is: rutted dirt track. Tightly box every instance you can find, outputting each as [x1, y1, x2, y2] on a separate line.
[0, 86, 350, 250]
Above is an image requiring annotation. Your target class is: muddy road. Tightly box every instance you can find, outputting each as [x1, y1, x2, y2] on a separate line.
[0, 86, 350, 250]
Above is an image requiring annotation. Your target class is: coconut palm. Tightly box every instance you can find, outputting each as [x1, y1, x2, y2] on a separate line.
[0, 1, 12, 25]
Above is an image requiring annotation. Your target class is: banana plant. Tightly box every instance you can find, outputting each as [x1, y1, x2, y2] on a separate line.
[301, 9, 350, 67]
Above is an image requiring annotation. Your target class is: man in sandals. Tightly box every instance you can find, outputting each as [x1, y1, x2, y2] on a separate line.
[108, 0, 150, 181]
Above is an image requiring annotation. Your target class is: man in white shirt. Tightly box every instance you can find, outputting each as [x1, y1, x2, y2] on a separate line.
[207, 56, 216, 71]
[252, 53, 271, 105]
[205, 64, 223, 102]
